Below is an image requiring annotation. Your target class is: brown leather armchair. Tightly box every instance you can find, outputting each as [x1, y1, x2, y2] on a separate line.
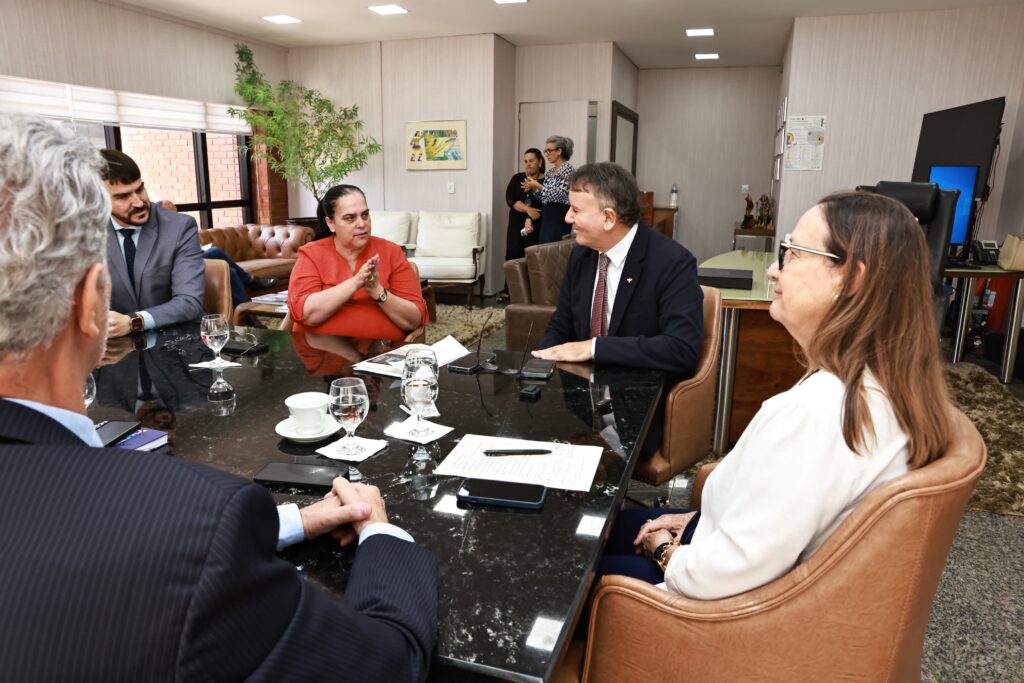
[554, 408, 986, 683]
[633, 285, 722, 485]
[504, 239, 575, 351]
[202, 259, 232, 320]
[198, 224, 313, 285]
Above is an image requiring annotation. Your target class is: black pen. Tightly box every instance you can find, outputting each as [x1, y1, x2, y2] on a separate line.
[483, 449, 552, 456]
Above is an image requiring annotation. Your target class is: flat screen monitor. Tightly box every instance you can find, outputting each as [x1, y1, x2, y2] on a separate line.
[928, 165, 977, 246]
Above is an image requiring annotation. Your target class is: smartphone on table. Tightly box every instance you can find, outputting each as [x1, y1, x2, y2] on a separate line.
[253, 462, 349, 492]
[456, 478, 546, 510]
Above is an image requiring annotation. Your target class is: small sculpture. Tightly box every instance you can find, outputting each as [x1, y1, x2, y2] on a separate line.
[755, 194, 775, 231]
[740, 194, 754, 230]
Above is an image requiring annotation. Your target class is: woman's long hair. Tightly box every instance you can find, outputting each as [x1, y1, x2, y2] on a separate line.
[808, 191, 951, 468]
[315, 184, 365, 240]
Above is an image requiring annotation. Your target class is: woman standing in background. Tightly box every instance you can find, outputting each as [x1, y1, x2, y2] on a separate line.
[523, 135, 575, 244]
[498, 148, 545, 302]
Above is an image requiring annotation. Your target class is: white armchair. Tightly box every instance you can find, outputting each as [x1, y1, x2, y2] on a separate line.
[407, 211, 487, 308]
[369, 210, 417, 253]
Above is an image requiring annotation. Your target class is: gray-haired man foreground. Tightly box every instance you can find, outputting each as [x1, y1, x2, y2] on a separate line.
[0, 113, 437, 682]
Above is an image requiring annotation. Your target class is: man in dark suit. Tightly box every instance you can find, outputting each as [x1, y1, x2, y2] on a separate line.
[102, 149, 207, 338]
[533, 162, 703, 454]
[0, 113, 437, 681]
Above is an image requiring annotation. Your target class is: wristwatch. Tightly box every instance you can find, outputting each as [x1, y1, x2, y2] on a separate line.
[375, 289, 389, 303]
[129, 312, 145, 334]
[653, 539, 680, 572]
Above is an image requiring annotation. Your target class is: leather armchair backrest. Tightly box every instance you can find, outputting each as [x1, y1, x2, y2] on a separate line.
[202, 259, 232, 320]
[581, 409, 986, 683]
[524, 239, 575, 306]
[863, 182, 957, 292]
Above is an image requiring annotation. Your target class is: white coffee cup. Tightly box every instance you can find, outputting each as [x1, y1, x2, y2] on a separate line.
[285, 392, 330, 435]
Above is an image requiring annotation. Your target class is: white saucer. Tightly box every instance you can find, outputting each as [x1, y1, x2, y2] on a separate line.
[275, 416, 342, 443]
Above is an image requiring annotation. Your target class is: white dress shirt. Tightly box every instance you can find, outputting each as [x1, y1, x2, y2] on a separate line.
[589, 223, 638, 357]
[662, 370, 910, 600]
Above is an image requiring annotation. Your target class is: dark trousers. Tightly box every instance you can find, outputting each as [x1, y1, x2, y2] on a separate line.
[203, 247, 250, 308]
[538, 203, 570, 244]
[596, 508, 698, 584]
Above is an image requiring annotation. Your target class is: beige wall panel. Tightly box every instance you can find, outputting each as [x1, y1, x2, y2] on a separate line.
[516, 43, 613, 161]
[611, 45, 639, 111]
[0, 0, 287, 105]
[287, 43, 385, 218]
[778, 6, 1024, 241]
[636, 67, 780, 262]
[492, 36, 518, 293]
[381, 34, 497, 289]
[998, 72, 1024, 235]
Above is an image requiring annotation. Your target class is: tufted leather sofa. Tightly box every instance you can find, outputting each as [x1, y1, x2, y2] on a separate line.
[198, 225, 314, 285]
[504, 238, 576, 351]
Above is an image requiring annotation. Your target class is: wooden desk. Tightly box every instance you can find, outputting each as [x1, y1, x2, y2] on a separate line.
[946, 264, 1024, 383]
[701, 250, 803, 453]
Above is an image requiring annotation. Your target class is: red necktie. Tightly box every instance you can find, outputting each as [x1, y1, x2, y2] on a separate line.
[589, 253, 609, 338]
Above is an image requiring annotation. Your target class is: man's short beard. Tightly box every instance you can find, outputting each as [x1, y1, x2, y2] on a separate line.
[113, 203, 150, 226]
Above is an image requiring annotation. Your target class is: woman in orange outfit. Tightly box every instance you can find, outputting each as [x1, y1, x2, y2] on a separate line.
[288, 185, 427, 341]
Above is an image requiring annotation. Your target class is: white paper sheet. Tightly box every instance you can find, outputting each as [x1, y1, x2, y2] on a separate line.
[352, 335, 470, 377]
[434, 434, 603, 492]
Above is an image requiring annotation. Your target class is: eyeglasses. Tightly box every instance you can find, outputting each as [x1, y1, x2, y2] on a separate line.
[778, 233, 841, 270]
[543, 148, 558, 154]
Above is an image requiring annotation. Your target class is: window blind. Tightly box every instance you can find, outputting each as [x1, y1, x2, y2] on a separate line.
[0, 74, 250, 134]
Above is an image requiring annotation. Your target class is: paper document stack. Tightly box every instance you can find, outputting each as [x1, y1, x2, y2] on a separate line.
[434, 434, 603, 492]
[352, 335, 470, 377]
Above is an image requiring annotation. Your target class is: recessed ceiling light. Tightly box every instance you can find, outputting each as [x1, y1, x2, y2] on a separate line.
[493, 0, 528, 4]
[368, 4, 408, 15]
[262, 15, 301, 24]
[695, 53, 720, 60]
[686, 28, 715, 37]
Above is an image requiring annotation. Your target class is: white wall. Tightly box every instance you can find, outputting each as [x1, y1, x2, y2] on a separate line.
[286, 43, 385, 216]
[0, 0, 287, 104]
[998, 71, 1024, 234]
[636, 67, 780, 261]
[611, 44, 639, 111]
[777, 6, 1024, 241]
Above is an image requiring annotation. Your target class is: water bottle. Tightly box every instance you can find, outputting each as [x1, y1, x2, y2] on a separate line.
[669, 184, 679, 209]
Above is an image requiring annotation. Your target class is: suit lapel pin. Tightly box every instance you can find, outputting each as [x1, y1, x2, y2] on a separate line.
[626, 277, 633, 284]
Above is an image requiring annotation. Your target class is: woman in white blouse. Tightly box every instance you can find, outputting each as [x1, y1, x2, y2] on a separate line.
[599, 191, 954, 599]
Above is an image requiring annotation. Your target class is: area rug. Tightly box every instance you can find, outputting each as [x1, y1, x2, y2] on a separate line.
[426, 305, 505, 346]
[685, 363, 1023, 516]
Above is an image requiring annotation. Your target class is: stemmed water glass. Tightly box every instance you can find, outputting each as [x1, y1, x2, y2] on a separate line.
[401, 349, 439, 440]
[208, 369, 236, 416]
[330, 377, 370, 456]
[83, 372, 96, 410]
[201, 314, 230, 367]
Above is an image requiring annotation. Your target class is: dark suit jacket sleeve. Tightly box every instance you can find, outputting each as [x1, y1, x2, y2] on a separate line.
[538, 247, 584, 349]
[178, 483, 437, 683]
[594, 246, 702, 375]
[145, 213, 205, 328]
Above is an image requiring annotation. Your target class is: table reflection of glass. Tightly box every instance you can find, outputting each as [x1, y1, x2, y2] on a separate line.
[85, 323, 665, 683]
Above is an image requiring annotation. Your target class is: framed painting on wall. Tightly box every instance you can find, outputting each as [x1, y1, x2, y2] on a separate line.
[405, 120, 467, 170]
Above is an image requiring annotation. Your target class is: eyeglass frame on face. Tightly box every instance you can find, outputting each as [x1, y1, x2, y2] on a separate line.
[543, 146, 559, 155]
[777, 233, 842, 270]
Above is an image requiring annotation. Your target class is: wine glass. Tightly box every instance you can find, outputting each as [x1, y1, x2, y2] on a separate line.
[329, 377, 369, 456]
[83, 372, 96, 410]
[201, 314, 230, 367]
[401, 349, 439, 440]
[207, 370, 236, 417]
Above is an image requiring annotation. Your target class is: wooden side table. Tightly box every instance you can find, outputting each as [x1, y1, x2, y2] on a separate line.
[732, 227, 775, 252]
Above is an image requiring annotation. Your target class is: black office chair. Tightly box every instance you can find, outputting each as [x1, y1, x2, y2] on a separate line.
[856, 181, 959, 332]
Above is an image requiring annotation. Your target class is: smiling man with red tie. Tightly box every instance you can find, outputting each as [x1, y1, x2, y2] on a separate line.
[533, 162, 703, 454]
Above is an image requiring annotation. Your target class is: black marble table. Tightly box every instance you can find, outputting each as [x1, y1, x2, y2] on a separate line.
[88, 324, 664, 683]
